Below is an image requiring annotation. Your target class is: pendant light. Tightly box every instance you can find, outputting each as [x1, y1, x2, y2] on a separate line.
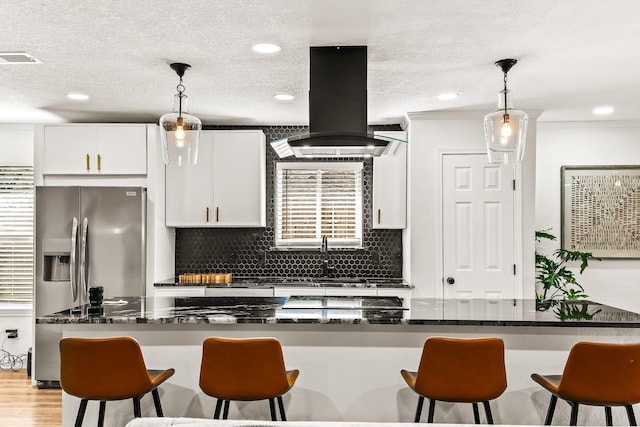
[483, 59, 528, 164]
[159, 62, 201, 166]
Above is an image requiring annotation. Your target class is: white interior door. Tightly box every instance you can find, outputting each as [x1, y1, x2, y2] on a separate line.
[442, 153, 515, 299]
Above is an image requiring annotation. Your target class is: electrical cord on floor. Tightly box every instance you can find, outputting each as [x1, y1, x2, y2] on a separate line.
[0, 335, 27, 371]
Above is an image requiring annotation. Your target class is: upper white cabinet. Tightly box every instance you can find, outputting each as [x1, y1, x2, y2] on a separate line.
[372, 131, 407, 229]
[42, 124, 147, 175]
[166, 130, 266, 227]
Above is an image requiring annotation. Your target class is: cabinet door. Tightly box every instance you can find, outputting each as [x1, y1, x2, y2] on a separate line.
[324, 288, 377, 296]
[94, 125, 147, 174]
[154, 286, 205, 297]
[165, 131, 214, 226]
[376, 289, 412, 308]
[372, 132, 407, 229]
[205, 287, 273, 297]
[43, 126, 95, 174]
[274, 287, 326, 297]
[211, 131, 266, 227]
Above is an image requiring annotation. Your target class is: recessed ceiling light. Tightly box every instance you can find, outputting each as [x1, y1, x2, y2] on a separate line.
[274, 94, 294, 101]
[437, 92, 459, 101]
[592, 106, 614, 115]
[66, 93, 90, 101]
[251, 43, 281, 54]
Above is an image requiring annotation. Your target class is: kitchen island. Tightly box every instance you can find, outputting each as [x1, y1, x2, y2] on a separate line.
[37, 296, 640, 427]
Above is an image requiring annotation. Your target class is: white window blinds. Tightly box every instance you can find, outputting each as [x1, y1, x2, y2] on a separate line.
[275, 162, 363, 248]
[0, 166, 34, 302]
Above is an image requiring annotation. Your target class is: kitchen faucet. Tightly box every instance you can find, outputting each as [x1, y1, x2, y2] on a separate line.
[321, 235, 335, 278]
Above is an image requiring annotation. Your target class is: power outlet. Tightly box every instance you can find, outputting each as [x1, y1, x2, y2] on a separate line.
[5, 329, 17, 339]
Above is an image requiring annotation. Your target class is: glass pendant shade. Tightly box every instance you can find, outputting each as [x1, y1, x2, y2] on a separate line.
[484, 89, 528, 164]
[160, 93, 201, 166]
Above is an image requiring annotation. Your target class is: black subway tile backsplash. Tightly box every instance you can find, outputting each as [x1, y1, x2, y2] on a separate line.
[175, 124, 403, 278]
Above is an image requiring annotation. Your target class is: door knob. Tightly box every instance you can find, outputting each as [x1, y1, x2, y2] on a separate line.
[446, 277, 455, 285]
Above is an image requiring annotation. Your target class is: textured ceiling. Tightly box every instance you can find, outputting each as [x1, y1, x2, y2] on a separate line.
[2, 0, 640, 125]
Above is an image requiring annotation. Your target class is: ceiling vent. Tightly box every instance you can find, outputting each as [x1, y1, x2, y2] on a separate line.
[0, 52, 42, 64]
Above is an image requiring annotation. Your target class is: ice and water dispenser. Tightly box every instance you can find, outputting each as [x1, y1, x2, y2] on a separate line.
[42, 239, 71, 282]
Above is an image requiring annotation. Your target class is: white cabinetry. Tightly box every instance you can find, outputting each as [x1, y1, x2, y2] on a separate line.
[205, 287, 273, 297]
[165, 130, 266, 227]
[376, 288, 413, 308]
[324, 288, 377, 296]
[274, 287, 410, 302]
[273, 287, 326, 297]
[42, 124, 147, 175]
[372, 131, 407, 229]
[154, 286, 205, 297]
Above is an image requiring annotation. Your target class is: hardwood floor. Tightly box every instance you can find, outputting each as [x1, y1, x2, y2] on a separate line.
[0, 370, 61, 426]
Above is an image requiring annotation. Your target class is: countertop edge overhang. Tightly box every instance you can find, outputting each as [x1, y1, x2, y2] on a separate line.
[35, 297, 640, 328]
[36, 318, 640, 328]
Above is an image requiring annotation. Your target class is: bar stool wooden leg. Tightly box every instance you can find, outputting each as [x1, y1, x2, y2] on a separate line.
[222, 400, 230, 419]
[473, 402, 481, 424]
[626, 405, 637, 426]
[605, 406, 613, 426]
[277, 396, 287, 421]
[152, 389, 164, 416]
[544, 395, 558, 425]
[98, 400, 106, 427]
[427, 398, 436, 423]
[414, 396, 424, 422]
[75, 399, 88, 427]
[483, 401, 494, 424]
[569, 402, 579, 426]
[213, 399, 223, 419]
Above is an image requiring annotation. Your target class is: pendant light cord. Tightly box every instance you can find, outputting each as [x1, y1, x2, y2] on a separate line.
[503, 71, 509, 118]
[176, 78, 185, 117]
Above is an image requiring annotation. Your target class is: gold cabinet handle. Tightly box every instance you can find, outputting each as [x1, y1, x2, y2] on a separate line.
[86, 154, 90, 172]
[216, 207, 219, 223]
[97, 154, 101, 172]
[377, 208, 381, 224]
[206, 207, 210, 223]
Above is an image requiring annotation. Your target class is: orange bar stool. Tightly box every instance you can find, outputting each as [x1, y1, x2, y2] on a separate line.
[401, 337, 507, 424]
[199, 337, 299, 421]
[59, 336, 175, 427]
[531, 341, 640, 426]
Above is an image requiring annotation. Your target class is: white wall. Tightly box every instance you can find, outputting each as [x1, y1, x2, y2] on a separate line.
[405, 112, 538, 299]
[0, 313, 32, 361]
[0, 125, 35, 356]
[0, 125, 34, 166]
[536, 121, 640, 312]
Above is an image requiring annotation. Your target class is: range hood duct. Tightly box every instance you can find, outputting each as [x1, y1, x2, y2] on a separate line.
[270, 46, 405, 158]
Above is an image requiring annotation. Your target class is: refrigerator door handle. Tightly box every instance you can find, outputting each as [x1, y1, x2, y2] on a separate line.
[70, 217, 79, 302]
[79, 217, 89, 301]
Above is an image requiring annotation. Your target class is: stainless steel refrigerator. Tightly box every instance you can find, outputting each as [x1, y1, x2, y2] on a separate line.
[34, 186, 146, 388]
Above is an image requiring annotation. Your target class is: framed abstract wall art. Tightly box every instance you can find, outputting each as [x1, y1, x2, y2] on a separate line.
[561, 165, 640, 258]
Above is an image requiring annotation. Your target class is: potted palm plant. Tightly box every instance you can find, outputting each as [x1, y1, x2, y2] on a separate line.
[535, 230, 601, 319]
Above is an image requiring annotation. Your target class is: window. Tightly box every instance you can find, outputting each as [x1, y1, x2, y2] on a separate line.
[0, 166, 34, 302]
[275, 162, 363, 248]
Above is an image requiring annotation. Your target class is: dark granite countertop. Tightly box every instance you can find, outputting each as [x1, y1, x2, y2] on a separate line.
[154, 277, 413, 289]
[35, 296, 640, 327]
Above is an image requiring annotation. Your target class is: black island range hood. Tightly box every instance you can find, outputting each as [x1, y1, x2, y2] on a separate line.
[270, 46, 406, 158]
